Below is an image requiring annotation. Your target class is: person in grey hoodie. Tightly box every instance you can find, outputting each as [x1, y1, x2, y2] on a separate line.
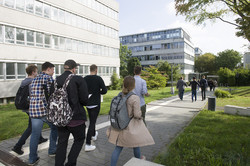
[176, 77, 187, 100]
[12, 65, 47, 155]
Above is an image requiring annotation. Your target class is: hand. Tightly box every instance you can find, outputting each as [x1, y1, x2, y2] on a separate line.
[145, 93, 150, 97]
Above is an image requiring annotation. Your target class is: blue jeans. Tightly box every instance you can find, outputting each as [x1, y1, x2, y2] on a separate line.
[111, 146, 140, 166]
[192, 90, 197, 101]
[29, 116, 57, 164]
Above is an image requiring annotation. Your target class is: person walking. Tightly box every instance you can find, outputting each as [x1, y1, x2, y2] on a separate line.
[12, 65, 47, 155]
[84, 64, 107, 151]
[107, 76, 155, 166]
[133, 66, 149, 125]
[28, 62, 57, 166]
[189, 77, 200, 102]
[176, 77, 187, 100]
[200, 75, 208, 101]
[55, 60, 89, 166]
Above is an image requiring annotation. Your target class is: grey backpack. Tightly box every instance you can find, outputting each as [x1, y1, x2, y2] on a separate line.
[109, 92, 135, 130]
[47, 74, 74, 127]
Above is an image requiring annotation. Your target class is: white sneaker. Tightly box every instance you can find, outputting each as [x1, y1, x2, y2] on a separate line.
[85, 144, 96, 152]
[91, 131, 98, 141]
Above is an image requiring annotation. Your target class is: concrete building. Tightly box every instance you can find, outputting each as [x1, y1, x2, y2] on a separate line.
[195, 47, 203, 58]
[0, 0, 120, 103]
[120, 28, 195, 80]
[243, 52, 250, 69]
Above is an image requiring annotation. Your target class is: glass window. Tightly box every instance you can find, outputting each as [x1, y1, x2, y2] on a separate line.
[65, 12, 71, 25]
[60, 64, 64, 74]
[78, 41, 83, 53]
[66, 38, 72, 51]
[72, 40, 77, 52]
[82, 18, 87, 30]
[0, 0, 2, 5]
[4, 0, 14, 8]
[43, 4, 51, 18]
[52, 35, 59, 49]
[0, 62, 3, 79]
[26, 0, 34, 13]
[26, 30, 34, 46]
[36, 32, 43, 47]
[6, 63, 15, 79]
[36, 64, 42, 72]
[58, 9, 65, 23]
[17, 63, 26, 79]
[51, 6, 58, 21]
[16, 0, 25, 11]
[71, 15, 77, 27]
[16, 28, 25, 45]
[55, 64, 60, 76]
[5, 26, 15, 43]
[35, 1, 43, 16]
[76, 16, 82, 28]
[84, 66, 89, 75]
[59, 37, 65, 50]
[0, 25, 3, 42]
[79, 65, 83, 75]
[45, 34, 51, 48]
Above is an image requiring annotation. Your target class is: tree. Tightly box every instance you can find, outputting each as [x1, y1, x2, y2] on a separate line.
[119, 43, 132, 78]
[127, 57, 141, 76]
[141, 66, 166, 89]
[156, 60, 181, 82]
[110, 72, 122, 90]
[195, 53, 216, 74]
[175, 0, 250, 41]
[216, 49, 242, 70]
[217, 67, 235, 86]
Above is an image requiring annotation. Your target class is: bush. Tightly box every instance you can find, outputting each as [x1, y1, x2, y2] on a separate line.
[141, 66, 166, 89]
[110, 73, 122, 90]
[214, 89, 232, 98]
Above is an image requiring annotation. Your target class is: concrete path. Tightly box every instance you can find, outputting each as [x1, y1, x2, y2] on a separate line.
[0, 91, 213, 166]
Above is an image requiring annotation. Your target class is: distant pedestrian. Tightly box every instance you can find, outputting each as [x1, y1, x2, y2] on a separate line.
[213, 79, 218, 91]
[189, 77, 200, 102]
[133, 66, 149, 125]
[107, 76, 155, 166]
[208, 79, 213, 91]
[12, 65, 47, 155]
[55, 60, 89, 166]
[176, 77, 187, 100]
[197, 79, 200, 91]
[84, 64, 107, 151]
[28, 62, 57, 166]
[200, 75, 208, 101]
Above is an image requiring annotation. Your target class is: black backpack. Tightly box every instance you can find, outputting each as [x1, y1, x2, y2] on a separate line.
[109, 92, 135, 130]
[15, 84, 30, 110]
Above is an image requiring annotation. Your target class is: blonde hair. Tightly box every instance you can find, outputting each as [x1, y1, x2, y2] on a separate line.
[122, 76, 135, 95]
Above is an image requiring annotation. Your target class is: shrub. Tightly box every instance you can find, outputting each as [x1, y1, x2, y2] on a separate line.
[141, 66, 166, 89]
[110, 73, 122, 90]
[214, 89, 232, 98]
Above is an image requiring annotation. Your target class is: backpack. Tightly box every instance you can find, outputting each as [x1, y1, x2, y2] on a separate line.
[109, 92, 135, 130]
[47, 74, 74, 127]
[15, 83, 30, 110]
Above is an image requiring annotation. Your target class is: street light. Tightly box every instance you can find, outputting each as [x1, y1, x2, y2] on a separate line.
[171, 64, 174, 94]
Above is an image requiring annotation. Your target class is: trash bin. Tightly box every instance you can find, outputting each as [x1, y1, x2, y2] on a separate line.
[208, 97, 216, 111]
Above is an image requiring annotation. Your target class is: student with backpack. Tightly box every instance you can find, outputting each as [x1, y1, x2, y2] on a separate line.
[55, 60, 89, 166]
[12, 65, 47, 155]
[107, 76, 155, 166]
[200, 75, 208, 101]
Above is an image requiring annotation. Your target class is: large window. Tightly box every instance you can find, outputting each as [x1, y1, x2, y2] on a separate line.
[26, 30, 34, 46]
[58, 9, 65, 23]
[35, 1, 43, 16]
[65, 12, 71, 25]
[16, 28, 25, 45]
[17, 63, 26, 79]
[5, 26, 15, 43]
[26, 0, 34, 13]
[0, 25, 3, 42]
[52, 35, 59, 49]
[59, 37, 65, 50]
[44, 34, 51, 48]
[4, 0, 14, 8]
[66, 38, 72, 51]
[54, 64, 60, 77]
[6, 63, 15, 79]
[43, 3, 51, 18]
[0, 62, 4, 79]
[72, 40, 77, 52]
[36, 32, 43, 47]
[51, 6, 58, 21]
[16, 0, 25, 11]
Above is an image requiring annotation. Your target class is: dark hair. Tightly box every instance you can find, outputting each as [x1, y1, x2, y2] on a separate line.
[90, 64, 97, 72]
[64, 59, 79, 70]
[180, 76, 183, 79]
[134, 66, 141, 75]
[42, 62, 55, 71]
[122, 76, 135, 95]
[193, 77, 196, 79]
[26, 65, 37, 76]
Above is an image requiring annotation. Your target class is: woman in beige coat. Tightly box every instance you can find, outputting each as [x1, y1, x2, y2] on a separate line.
[107, 76, 155, 166]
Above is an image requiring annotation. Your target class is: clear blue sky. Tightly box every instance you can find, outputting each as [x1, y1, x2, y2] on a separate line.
[116, 0, 248, 55]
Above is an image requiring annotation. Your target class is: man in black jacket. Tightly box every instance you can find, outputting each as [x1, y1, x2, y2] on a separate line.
[200, 75, 208, 101]
[55, 60, 89, 166]
[84, 64, 107, 151]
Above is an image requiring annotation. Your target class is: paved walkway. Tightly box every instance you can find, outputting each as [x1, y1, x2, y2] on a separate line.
[0, 91, 214, 166]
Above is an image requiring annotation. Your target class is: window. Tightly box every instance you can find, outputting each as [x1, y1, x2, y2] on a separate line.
[58, 9, 65, 23]
[84, 66, 89, 75]
[16, 0, 25, 11]
[35, 1, 43, 16]
[37, 64, 42, 72]
[16, 28, 25, 45]
[60, 65, 64, 74]
[51, 7, 58, 21]
[59, 37, 65, 50]
[36, 32, 43, 47]
[52, 35, 59, 49]
[26, 0, 34, 13]
[55, 64, 60, 77]
[71, 15, 77, 27]
[43, 4, 50, 18]
[65, 12, 71, 25]
[4, 0, 14, 8]
[0, 25, 3, 42]
[44, 34, 51, 48]
[6, 63, 15, 79]
[76, 16, 82, 28]
[26, 30, 34, 46]
[17, 63, 26, 79]
[5, 26, 15, 43]
[0, 62, 4, 79]
[78, 41, 83, 53]
[72, 40, 77, 52]
[0, 0, 2, 5]
[66, 38, 72, 51]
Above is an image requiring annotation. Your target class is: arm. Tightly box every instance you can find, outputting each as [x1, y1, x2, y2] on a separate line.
[78, 77, 89, 106]
[142, 80, 149, 96]
[99, 77, 107, 95]
[132, 96, 142, 119]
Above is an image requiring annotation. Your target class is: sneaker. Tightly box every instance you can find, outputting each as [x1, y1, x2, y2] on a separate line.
[85, 144, 96, 152]
[38, 138, 48, 144]
[48, 152, 56, 157]
[91, 131, 98, 141]
[28, 157, 40, 166]
[12, 147, 24, 155]
[141, 155, 146, 160]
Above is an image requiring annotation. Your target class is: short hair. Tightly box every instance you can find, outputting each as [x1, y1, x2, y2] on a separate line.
[122, 76, 135, 95]
[26, 65, 37, 76]
[193, 77, 196, 79]
[134, 66, 141, 75]
[42, 62, 55, 71]
[180, 76, 183, 79]
[90, 64, 97, 72]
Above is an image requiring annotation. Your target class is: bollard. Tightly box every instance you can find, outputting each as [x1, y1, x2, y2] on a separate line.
[208, 97, 216, 111]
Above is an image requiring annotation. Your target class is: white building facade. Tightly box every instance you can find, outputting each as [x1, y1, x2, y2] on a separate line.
[0, 0, 120, 103]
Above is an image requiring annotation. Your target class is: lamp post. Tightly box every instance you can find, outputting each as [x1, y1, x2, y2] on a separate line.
[171, 64, 174, 94]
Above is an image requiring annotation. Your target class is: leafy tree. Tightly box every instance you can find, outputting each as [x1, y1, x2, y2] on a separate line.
[127, 57, 141, 76]
[216, 49, 242, 70]
[141, 66, 166, 89]
[234, 68, 250, 86]
[217, 67, 235, 86]
[175, 0, 250, 41]
[157, 60, 180, 82]
[195, 53, 216, 74]
[110, 72, 122, 90]
[119, 43, 132, 78]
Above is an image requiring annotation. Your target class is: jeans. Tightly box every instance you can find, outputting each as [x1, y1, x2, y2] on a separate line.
[111, 146, 140, 166]
[201, 87, 206, 100]
[178, 90, 184, 100]
[86, 106, 100, 145]
[55, 123, 86, 166]
[29, 116, 57, 164]
[140, 105, 146, 125]
[191, 90, 197, 102]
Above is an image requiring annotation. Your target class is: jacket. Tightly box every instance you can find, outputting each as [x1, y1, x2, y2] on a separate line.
[176, 79, 187, 91]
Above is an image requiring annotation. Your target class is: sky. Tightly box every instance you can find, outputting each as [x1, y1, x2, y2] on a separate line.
[116, 0, 249, 55]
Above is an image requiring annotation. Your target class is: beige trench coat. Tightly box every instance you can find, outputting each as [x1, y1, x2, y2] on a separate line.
[106, 95, 155, 147]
